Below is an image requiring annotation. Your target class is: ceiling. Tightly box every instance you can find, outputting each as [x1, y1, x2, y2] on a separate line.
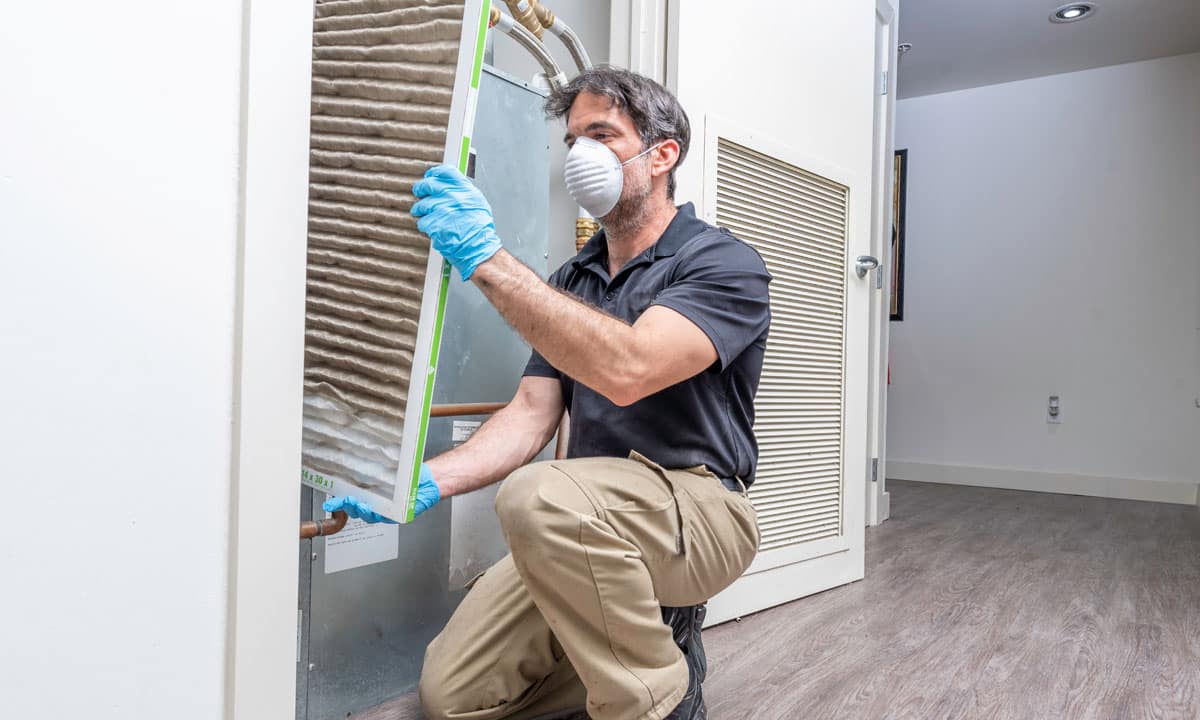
[896, 0, 1200, 98]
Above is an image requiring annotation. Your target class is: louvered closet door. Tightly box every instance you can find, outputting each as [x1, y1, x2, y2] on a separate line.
[719, 137, 846, 550]
[703, 126, 869, 624]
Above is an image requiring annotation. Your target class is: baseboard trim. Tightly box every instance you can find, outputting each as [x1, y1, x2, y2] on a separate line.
[888, 461, 1199, 506]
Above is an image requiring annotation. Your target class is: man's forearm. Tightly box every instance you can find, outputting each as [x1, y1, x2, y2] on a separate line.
[471, 251, 645, 405]
[425, 400, 557, 498]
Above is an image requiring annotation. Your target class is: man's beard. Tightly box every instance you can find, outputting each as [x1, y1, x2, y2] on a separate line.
[599, 162, 653, 236]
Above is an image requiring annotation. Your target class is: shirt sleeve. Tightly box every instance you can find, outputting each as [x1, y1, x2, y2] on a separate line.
[522, 348, 561, 379]
[651, 232, 772, 370]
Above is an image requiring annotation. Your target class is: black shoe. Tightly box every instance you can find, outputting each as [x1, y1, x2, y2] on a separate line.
[662, 660, 707, 719]
[662, 603, 707, 683]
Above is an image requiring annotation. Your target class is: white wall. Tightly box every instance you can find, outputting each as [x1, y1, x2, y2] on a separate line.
[492, 0, 611, 268]
[1, 3, 243, 717]
[889, 53, 1200, 501]
[669, 4, 878, 215]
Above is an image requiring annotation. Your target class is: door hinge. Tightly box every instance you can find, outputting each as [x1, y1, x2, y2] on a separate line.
[871, 458, 879, 482]
[880, 70, 889, 96]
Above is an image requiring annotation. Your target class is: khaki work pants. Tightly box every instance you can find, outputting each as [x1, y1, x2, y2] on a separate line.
[420, 452, 759, 720]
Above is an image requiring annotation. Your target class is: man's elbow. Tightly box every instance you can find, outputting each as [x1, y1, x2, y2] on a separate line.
[603, 362, 655, 407]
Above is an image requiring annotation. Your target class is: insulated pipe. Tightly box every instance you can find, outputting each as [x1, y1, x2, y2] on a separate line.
[300, 510, 348, 539]
[547, 20, 593, 73]
[490, 8, 568, 90]
[532, 3, 593, 72]
[519, 2, 595, 250]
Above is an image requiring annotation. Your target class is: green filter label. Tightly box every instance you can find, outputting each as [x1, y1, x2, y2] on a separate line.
[302, 467, 334, 492]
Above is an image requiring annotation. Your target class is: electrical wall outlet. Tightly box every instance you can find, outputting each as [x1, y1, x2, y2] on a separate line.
[1047, 395, 1062, 424]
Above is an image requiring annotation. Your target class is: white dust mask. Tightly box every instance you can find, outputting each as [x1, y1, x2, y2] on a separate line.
[563, 137, 660, 218]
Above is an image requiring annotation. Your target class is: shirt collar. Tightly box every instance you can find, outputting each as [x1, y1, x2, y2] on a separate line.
[572, 202, 709, 271]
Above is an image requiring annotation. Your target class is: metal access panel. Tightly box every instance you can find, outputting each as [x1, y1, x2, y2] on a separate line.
[300, 0, 491, 522]
[297, 65, 550, 720]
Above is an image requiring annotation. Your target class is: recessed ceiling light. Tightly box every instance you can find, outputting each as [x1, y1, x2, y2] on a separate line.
[1050, 2, 1097, 23]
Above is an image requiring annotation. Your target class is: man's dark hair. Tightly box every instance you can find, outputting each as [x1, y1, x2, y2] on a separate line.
[545, 66, 691, 198]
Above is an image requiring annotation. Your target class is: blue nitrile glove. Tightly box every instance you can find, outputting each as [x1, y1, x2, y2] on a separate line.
[411, 464, 441, 517]
[322, 495, 397, 524]
[321, 464, 441, 522]
[410, 165, 502, 280]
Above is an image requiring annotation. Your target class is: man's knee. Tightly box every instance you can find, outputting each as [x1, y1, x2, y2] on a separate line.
[495, 463, 542, 522]
[495, 462, 592, 547]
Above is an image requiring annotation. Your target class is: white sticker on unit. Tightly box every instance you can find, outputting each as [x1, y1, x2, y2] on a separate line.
[452, 420, 482, 446]
[324, 518, 399, 574]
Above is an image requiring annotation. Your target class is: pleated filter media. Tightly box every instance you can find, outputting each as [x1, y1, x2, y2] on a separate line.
[300, 0, 488, 520]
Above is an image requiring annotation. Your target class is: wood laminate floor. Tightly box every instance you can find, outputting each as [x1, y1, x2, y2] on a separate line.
[359, 480, 1200, 720]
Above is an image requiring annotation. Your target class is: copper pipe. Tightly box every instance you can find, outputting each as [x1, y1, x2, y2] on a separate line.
[429, 402, 508, 417]
[300, 510, 348, 540]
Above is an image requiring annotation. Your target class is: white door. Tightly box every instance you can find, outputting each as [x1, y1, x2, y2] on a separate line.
[655, 0, 883, 624]
[701, 119, 872, 624]
[867, 0, 898, 527]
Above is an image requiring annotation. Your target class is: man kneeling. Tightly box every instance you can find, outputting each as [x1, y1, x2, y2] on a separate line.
[328, 67, 770, 720]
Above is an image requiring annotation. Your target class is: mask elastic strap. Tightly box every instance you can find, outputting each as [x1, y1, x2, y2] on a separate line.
[620, 142, 663, 167]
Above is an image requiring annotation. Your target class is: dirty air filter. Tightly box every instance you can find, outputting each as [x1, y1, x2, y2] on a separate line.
[300, 0, 489, 522]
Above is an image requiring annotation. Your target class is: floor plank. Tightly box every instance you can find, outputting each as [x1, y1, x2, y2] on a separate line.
[356, 481, 1200, 719]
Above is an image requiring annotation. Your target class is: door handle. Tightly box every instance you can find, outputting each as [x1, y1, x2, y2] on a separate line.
[855, 255, 880, 278]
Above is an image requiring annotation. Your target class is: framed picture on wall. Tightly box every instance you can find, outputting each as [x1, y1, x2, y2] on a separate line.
[891, 148, 908, 321]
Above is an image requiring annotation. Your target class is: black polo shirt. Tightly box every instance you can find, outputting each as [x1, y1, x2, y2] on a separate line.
[523, 202, 771, 486]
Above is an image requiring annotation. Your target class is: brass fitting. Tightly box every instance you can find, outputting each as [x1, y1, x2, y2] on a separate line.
[504, 0, 544, 39]
[532, 2, 555, 29]
[489, 6, 500, 27]
[576, 216, 600, 252]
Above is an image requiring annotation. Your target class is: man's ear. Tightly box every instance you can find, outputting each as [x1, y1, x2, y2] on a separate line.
[650, 139, 681, 180]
